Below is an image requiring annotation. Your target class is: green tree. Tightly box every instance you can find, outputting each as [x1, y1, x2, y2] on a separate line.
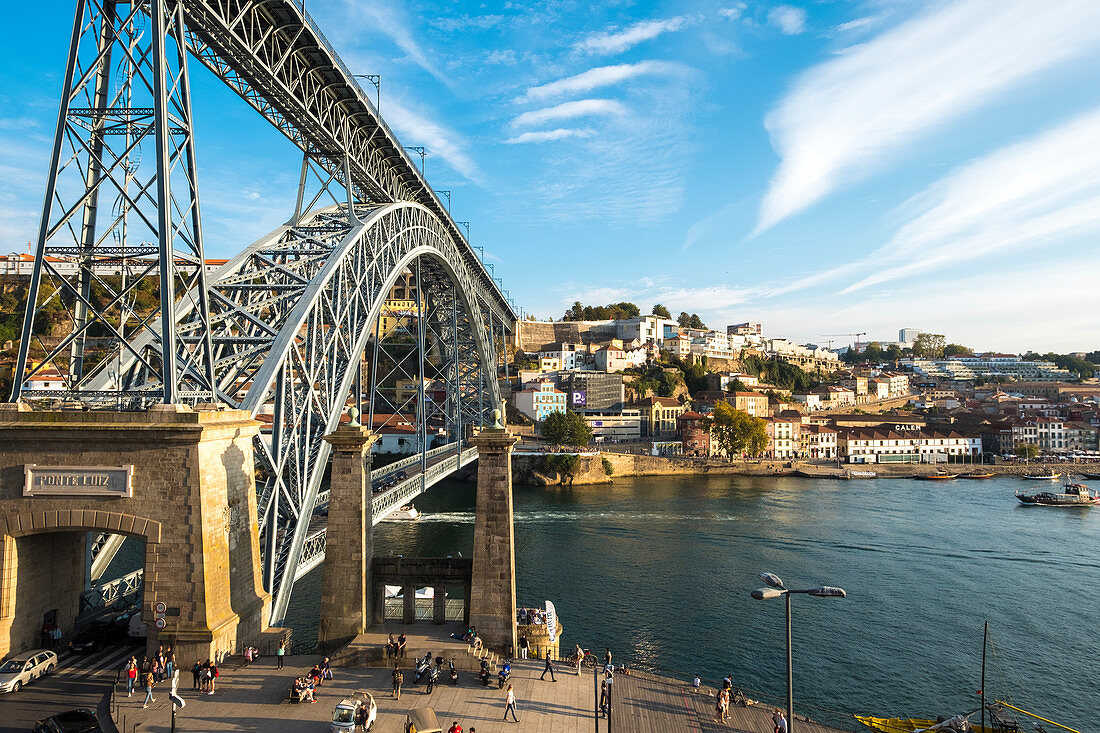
[601, 456, 614, 476]
[688, 313, 706, 329]
[1015, 443, 1039, 461]
[677, 311, 691, 328]
[863, 342, 884, 362]
[541, 454, 581, 483]
[709, 401, 768, 458]
[912, 333, 947, 359]
[651, 303, 671, 319]
[943, 343, 973, 357]
[884, 344, 903, 361]
[540, 410, 593, 447]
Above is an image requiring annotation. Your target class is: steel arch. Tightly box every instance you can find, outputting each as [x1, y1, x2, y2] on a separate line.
[215, 202, 501, 622]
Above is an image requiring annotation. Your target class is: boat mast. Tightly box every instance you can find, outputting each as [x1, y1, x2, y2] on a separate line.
[981, 621, 987, 733]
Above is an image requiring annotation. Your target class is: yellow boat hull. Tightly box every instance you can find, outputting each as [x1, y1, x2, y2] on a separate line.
[855, 716, 995, 733]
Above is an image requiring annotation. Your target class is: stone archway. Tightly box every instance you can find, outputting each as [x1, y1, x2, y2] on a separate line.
[0, 403, 284, 661]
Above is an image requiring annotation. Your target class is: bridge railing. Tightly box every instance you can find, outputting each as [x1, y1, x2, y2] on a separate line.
[78, 568, 143, 618]
[313, 441, 460, 509]
[372, 447, 478, 518]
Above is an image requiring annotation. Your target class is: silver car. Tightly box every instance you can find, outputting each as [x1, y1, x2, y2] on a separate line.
[0, 649, 58, 693]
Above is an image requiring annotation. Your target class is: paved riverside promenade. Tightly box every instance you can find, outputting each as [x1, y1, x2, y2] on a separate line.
[109, 626, 850, 732]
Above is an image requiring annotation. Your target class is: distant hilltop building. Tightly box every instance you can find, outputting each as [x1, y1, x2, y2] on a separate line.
[905, 354, 1073, 382]
[899, 328, 922, 345]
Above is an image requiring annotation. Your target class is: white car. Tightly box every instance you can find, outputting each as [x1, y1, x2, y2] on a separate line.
[331, 693, 377, 732]
[0, 649, 58, 693]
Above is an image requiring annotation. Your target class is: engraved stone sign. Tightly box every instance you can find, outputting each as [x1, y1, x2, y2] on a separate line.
[24, 465, 133, 498]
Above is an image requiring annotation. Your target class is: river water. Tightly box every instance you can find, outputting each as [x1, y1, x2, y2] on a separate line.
[286, 473, 1098, 730]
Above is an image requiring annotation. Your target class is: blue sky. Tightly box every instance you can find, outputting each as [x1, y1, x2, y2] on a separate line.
[3, 0, 1100, 352]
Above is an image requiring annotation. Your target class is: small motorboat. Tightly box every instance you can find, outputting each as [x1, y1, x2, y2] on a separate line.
[390, 504, 421, 521]
[1021, 472, 1060, 480]
[917, 473, 958, 481]
[959, 472, 994, 479]
[1016, 482, 1099, 507]
[855, 714, 994, 733]
[1079, 472, 1100, 480]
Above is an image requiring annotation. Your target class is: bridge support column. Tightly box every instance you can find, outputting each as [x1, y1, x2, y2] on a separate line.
[469, 423, 519, 656]
[319, 425, 375, 650]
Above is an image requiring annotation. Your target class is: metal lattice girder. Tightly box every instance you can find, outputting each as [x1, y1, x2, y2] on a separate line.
[177, 0, 512, 325]
[13, 0, 216, 406]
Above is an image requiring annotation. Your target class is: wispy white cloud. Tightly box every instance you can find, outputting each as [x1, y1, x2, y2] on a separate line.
[520, 61, 681, 102]
[382, 97, 481, 183]
[768, 5, 807, 35]
[574, 16, 690, 56]
[512, 99, 628, 128]
[485, 49, 517, 66]
[340, 0, 448, 86]
[833, 16, 877, 34]
[504, 128, 596, 144]
[756, 0, 1100, 234]
[718, 4, 747, 21]
[841, 106, 1100, 293]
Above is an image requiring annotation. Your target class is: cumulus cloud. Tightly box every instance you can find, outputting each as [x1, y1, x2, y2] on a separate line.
[504, 129, 596, 144]
[756, 0, 1100, 234]
[512, 99, 628, 128]
[718, 4, 747, 21]
[768, 5, 807, 35]
[520, 61, 681, 102]
[574, 16, 690, 56]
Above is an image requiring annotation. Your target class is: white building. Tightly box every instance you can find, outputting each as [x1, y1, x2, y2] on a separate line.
[616, 315, 678, 346]
[579, 408, 642, 440]
[841, 429, 981, 463]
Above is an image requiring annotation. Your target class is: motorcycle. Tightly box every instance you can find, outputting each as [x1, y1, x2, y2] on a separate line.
[478, 660, 492, 687]
[497, 661, 511, 689]
[413, 653, 433, 684]
[447, 659, 459, 686]
[424, 664, 438, 694]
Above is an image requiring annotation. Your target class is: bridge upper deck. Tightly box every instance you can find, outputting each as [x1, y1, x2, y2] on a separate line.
[181, 0, 513, 322]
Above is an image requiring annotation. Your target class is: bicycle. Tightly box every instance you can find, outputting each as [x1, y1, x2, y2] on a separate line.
[566, 649, 599, 669]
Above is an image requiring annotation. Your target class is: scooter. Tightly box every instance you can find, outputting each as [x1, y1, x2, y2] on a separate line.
[497, 661, 511, 689]
[413, 653, 433, 684]
[447, 659, 459, 686]
[424, 664, 438, 694]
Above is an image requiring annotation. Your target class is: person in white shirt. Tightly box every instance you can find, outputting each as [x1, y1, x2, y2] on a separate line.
[504, 684, 519, 722]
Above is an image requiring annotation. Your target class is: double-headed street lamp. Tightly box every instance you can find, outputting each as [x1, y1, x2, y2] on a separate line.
[750, 572, 847, 733]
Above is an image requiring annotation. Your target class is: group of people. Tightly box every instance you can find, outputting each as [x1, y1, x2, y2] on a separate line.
[40, 622, 62, 649]
[516, 607, 546, 625]
[385, 633, 407, 659]
[446, 723, 476, 733]
[191, 659, 219, 695]
[290, 657, 332, 703]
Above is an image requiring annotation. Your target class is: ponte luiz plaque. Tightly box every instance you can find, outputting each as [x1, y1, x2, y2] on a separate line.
[24, 465, 133, 498]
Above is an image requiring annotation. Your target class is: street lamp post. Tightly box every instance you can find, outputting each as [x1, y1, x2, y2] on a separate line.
[750, 572, 847, 733]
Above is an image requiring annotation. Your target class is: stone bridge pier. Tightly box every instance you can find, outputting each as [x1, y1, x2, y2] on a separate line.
[0, 403, 284, 662]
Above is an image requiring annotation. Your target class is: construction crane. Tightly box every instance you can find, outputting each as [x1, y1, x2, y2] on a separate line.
[821, 332, 868, 353]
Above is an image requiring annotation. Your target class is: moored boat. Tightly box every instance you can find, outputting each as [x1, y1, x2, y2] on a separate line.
[855, 715, 994, 733]
[1021, 472, 1060, 480]
[917, 473, 958, 481]
[390, 503, 421, 520]
[1015, 482, 1099, 507]
[960, 472, 994, 479]
[1079, 472, 1100, 480]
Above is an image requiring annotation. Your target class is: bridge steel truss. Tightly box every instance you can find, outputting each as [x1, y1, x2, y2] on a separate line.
[14, 0, 516, 624]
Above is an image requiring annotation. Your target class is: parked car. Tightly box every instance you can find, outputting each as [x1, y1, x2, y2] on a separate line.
[404, 707, 441, 733]
[128, 613, 148, 639]
[69, 613, 129, 653]
[331, 693, 376, 732]
[0, 649, 58, 693]
[33, 708, 103, 733]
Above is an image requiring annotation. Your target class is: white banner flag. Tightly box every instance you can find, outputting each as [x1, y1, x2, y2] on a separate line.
[545, 600, 557, 644]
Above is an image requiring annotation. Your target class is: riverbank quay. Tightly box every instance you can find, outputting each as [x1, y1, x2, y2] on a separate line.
[106, 630, 853, 732]
[512, 450, 1095, 485]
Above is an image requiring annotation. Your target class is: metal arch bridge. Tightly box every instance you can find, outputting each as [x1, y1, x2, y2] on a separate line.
[12, 0, 516, 622]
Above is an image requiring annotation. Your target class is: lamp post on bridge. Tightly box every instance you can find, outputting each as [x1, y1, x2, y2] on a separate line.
[352, 73, 380, 112]
[750, 572, 847, 733]
[404, 146, 426, 177]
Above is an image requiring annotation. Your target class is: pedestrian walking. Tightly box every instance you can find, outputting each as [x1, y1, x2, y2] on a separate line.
[773, 708, 788, 733]
[518, 635, 529, 659]
[603, 647, 612, 671]
[716, 687, 730, 722]
[142, 670, 156, 709]
[599, 680, 609, 717]
[276, 640, 285, 669]
[125, 658, 138, 696]
[391, 664, 403, 700]
[354, 702, 369, 732]
[165, 647, 175, 679]
[191, 660, 201, 690]
[539, 649, 556, 682]
[208, 661, 218, 695]
[504, 684, 520, 722]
